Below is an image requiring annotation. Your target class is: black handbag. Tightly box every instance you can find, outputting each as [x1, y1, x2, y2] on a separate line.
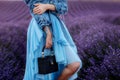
[37, 46, 58, 74]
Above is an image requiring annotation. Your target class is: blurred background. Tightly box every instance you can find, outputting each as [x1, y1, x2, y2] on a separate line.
[0, 0, 120, 80]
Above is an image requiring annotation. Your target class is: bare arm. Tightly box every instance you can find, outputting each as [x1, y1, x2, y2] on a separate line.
[43, 26, 51, 35]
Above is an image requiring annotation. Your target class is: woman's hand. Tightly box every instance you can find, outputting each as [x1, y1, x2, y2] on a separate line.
[33, 3, 48, 14]
[33, 3, 56, 14]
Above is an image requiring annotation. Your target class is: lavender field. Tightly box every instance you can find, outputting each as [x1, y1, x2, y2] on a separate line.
[0, 0, 120, 80]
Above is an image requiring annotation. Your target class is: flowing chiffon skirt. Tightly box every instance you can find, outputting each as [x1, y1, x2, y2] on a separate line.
[23, 14, 82, 80]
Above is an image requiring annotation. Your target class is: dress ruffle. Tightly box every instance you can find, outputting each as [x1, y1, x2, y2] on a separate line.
[23, 13, 82, 80]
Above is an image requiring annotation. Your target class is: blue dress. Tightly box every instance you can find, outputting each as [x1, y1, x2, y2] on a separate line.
[23, 0, 82, 80]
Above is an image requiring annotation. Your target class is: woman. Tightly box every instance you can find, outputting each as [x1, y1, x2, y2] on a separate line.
[23, 0, 82, 80]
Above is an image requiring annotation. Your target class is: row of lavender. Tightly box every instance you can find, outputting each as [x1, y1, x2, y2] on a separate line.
[0, 1, 120, 80]
[68, 1, 120, 80]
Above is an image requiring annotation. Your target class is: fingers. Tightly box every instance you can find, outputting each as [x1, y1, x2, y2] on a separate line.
[33, 10, 41, 14]
[45, 41, 52, 48]
[34, 3, 40, 7]
[33, 3, 46, 14]
[33, 7, 40, 11]
[33, 7, 41, 14]
[45, 42, 52, 48]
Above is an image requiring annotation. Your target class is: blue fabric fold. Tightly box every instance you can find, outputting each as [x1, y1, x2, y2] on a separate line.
[49, 0, 68, 15]
[27, 12, 77, 64]
[23, 0, 82, 80]
[32, 14, 69, 63]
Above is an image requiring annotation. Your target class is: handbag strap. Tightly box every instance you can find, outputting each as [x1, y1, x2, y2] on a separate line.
[42, 46, 53, 52]
[41, 46, 53, 58]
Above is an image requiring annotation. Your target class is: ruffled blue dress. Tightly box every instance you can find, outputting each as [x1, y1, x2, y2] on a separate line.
[23, 0, 82, 80]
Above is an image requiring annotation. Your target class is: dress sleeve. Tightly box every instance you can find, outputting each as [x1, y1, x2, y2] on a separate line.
[31, 12, 52, 30]
[23, 0, 51, 30]
[49, 0, 68, 15]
